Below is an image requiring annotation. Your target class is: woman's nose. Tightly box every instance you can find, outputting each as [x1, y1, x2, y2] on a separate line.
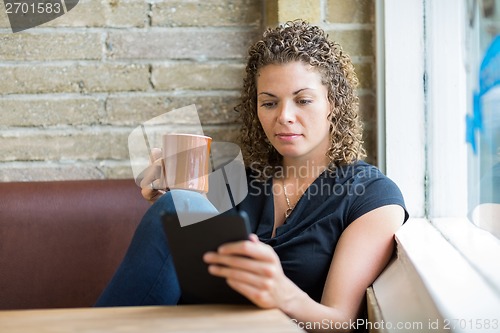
[277, 102, 295, 124]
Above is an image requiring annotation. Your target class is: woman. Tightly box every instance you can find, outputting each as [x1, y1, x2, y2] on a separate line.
[96, 20, 408, 332]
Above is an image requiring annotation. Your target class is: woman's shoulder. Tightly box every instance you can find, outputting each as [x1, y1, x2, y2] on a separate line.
[331, 160, 385, 182]
[330, 160, 404, 200]
[337, 161, 409, 223]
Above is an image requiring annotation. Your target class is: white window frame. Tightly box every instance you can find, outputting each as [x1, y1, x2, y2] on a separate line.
[373, 0, 500, 330]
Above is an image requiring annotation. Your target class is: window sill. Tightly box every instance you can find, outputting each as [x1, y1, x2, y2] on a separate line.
[371, 218, 500, 333]
[432, 217, 500, 295]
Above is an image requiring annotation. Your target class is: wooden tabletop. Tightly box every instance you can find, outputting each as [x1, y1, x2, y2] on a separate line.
[0, 304, 305, 333]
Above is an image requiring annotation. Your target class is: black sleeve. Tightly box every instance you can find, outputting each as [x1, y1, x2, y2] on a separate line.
[347, 173, 409, 224]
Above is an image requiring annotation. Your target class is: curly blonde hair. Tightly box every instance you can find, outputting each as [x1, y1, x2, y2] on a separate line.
[235, 20, 365, 178]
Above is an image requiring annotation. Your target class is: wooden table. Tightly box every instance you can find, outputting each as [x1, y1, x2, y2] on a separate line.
[0, 305, 305, 333]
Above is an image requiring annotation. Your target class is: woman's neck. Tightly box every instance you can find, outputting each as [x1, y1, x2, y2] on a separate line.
[280, 157, 329, 182]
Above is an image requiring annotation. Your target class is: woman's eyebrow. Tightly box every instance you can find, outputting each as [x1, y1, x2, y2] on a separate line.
[257, 88, 314, 97]
[293, 88, 313, 95]
[257, 92, 277, 97]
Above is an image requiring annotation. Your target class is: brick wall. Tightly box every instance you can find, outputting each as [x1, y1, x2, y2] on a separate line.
[324, 0, 378, 164]
[0, 0, 376, 182]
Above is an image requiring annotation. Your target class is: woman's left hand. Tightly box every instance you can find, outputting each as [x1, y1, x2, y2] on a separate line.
[203, 234, 298, 309]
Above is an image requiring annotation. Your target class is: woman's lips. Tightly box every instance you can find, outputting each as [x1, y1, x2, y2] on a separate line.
[276, 133, 302, 141]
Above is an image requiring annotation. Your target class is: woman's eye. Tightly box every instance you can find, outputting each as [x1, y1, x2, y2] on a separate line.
[260, 102, 276, 108]
[297, 99, 312, 105]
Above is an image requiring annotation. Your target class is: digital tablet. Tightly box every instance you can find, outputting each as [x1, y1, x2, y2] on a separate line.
[161, 210, 251, 304]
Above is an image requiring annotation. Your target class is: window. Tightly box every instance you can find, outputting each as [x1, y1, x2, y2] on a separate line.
[466, 0, 500, 239]
[374, 0, 500, 327]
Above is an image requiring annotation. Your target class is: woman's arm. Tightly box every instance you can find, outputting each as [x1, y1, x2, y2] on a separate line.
[283, 204, 405, 331]
[203, 204, 405, 332]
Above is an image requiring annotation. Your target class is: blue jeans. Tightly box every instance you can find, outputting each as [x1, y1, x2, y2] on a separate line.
[94, 190, 218, 307]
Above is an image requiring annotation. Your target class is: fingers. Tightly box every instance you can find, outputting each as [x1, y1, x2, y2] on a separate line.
[208, 263, 275, 295]
[225, 278, 276, 309]
[139, 158, 164, 188]
[138, 147, 167, 203]
[150, 147, 162, 163]
[141, 186, 165, 204]
[217, 236, 277, 263]
[205, 251, 276, 276]
[249, 233, 259, 243]
[205, 255, 280, 293]
[203, 239, 286, 309]
[207, 261, 277, 308]
[203, 238, 281, 281]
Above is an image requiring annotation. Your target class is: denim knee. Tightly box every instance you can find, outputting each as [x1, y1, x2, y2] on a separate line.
[155, 190, 218, 214]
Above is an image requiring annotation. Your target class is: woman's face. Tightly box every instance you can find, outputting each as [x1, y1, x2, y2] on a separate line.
[256, 61, 332, 167]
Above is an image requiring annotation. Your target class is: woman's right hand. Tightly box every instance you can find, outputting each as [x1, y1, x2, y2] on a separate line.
[139, 148, 167, 204]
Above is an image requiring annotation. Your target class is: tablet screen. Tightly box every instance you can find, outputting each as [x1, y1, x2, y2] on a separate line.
[161, 210, 251, 304]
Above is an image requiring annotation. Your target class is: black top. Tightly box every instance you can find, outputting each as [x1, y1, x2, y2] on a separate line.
[236, 161, 408, 302]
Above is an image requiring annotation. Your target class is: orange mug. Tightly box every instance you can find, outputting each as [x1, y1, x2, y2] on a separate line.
[162, 133, 212, 193]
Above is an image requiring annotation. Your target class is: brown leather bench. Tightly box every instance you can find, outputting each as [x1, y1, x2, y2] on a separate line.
[0, 179, 150, 310]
